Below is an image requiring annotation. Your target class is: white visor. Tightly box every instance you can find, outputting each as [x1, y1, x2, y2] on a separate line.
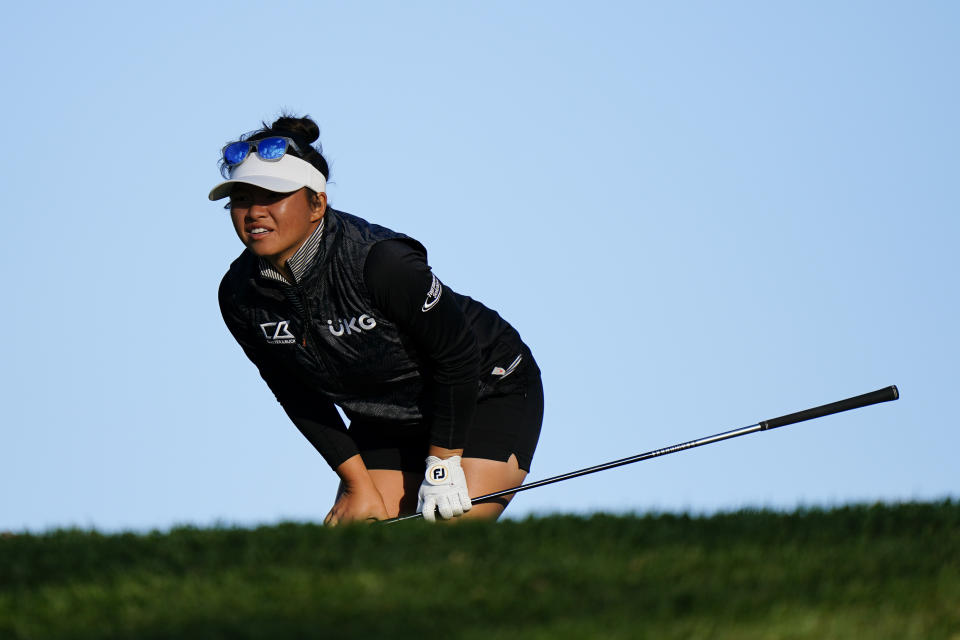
[208, 153, 327, 201]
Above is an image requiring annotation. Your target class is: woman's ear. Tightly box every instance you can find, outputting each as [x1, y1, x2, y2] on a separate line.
[310, 191, 327, 222]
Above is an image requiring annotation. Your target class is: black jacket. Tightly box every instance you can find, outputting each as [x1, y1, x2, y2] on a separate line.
[219, 208, 535, 469]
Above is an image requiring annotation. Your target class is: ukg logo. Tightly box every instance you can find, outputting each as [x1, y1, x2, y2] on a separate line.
[327, 314, 377, 337]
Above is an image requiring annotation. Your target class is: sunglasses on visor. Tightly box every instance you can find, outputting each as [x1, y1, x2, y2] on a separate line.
[221, 136, 304, 171]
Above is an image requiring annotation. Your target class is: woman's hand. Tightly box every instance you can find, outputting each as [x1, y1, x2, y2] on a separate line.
[324, 455, 389, 526]
[324, 483, 389, 526]
[418, 454, 472, 522]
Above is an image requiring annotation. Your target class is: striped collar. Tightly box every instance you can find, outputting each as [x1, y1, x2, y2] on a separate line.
[257, 218, 325, 284]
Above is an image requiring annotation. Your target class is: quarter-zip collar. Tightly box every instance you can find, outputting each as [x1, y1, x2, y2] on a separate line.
[257, 217, 326, 285]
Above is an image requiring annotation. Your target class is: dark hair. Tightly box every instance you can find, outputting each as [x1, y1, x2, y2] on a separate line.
[219, 112, 331, 183]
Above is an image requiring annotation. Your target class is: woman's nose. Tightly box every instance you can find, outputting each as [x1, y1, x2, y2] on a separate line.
[245, 203, 269, 218]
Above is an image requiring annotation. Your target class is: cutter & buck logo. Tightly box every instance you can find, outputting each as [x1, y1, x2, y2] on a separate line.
[260, 320, 296, 345]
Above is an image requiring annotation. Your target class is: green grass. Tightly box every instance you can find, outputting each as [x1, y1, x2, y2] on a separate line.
[2, 501, 958, 639]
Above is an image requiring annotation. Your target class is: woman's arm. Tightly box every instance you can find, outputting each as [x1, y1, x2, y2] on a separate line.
[218, 278, 360, 469]
[363, 240, 481, 453]
[364, 241, 479, 521]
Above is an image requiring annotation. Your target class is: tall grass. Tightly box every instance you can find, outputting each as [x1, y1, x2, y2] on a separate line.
[2, 501, 958, 639]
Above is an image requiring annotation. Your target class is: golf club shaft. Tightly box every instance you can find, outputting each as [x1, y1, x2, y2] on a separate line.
[384, 385, 899, 524]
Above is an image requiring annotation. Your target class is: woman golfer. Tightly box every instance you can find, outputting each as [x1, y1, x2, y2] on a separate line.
[211, 115, 543, 524]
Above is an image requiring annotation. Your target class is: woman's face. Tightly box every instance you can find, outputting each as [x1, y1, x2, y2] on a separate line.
[228, 185, 326, 267]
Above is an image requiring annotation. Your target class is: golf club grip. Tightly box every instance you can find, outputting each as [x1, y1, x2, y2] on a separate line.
[760, 385, 899, 431]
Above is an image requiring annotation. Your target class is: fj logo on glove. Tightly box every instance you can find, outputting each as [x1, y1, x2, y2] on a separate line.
[259, 320, 296, 345]
[327, 314, 377, 337]
[426, 462, 449, 485]
[421, 274, 442, 312]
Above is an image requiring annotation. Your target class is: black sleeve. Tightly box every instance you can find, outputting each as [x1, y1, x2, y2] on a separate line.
[218, 279, 359, 470]
[364, 240, 480, 449]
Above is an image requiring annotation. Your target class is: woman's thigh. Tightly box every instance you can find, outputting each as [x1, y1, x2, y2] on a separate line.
[366, 469, 422, 519]
[460, 454, 527, 520]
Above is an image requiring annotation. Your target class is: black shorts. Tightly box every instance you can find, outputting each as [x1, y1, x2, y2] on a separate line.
[349, 372, 544, 473]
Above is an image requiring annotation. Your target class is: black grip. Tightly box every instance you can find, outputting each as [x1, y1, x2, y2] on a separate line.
[760, 385, 899, 431]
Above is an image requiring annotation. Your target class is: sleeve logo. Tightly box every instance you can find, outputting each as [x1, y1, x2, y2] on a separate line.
[421, 274, 443, 312]
[491, 354, 523, 379]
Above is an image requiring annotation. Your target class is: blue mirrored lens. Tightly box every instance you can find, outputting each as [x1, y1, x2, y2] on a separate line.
[257, 137, 289, 160]
[223, 142, 250, 165]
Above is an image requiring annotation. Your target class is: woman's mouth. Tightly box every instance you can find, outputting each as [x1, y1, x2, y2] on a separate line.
[247, 227, 273, 240]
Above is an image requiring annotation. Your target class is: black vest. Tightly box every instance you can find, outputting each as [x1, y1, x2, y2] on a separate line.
[220, 208, 530, 423]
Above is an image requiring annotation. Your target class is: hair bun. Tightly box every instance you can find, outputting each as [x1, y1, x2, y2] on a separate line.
[270, 115, 320, 145]
[237, 113, 330, 181]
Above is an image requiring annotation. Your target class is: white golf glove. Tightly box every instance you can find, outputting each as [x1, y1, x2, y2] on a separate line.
[417, 455, 472, 522]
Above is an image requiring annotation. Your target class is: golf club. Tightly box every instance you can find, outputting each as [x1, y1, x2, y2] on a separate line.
[383, 385, 900, 524]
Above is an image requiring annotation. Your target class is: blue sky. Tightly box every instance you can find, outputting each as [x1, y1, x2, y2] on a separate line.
[1, 1, 956, 532]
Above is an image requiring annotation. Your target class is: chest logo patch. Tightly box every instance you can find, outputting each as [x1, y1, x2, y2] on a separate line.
[260, 320, 296, 345]
[328, 314, 377, 337]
